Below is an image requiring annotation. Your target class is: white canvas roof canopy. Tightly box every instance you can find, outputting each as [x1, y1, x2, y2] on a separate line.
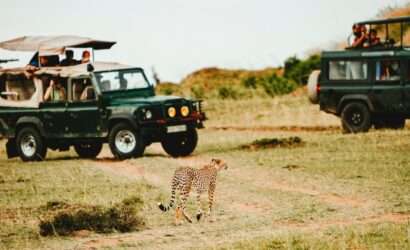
[0, 62, 132, 78]
[0, 35, 116, 55]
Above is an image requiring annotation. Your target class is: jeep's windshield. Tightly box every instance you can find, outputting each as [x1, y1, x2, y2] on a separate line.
[95, 69, 150, 92]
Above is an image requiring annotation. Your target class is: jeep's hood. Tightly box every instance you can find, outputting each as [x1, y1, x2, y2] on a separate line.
[107, 95, 186, 106]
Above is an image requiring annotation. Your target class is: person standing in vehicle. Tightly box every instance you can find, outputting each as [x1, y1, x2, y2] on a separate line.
[350, 24, 367, 49]
[81, 50, 91, 64]
[44, 78, 66, 101]
[60, 50, 79, 66]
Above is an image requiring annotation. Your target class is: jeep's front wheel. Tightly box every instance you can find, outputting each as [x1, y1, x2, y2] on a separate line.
[161, 128, 198, 157]
[16, 127, 47, 161]
[341, 102, 372, 133]
[109, 123, 145, 160]
[74, 142, 103, 159]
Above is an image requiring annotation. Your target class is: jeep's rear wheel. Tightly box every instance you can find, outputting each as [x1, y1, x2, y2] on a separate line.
[341, 102, 371, 133]
[161, 128, 198, 157]
[74, 142, 103, 159]
[109, 123, 145, 160]
[16, 127, 47, 161]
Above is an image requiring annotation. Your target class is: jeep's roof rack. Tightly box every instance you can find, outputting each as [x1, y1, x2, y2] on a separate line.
[349, 16, 410, 50]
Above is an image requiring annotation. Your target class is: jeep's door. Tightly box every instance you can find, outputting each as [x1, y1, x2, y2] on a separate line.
[66, 78, 106, 138]
[404, 60, 410, 113]
[371, 59, 405, 113]
[40, 78, 69, 138]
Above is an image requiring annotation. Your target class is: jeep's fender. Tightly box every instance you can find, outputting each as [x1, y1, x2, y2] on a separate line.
[337, 95, 375, 114]
[15, 116, 46, 137]
[108, 114, 139, 130]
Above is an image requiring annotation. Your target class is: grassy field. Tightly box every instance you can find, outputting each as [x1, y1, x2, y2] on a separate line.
[1, 94, 410, 249]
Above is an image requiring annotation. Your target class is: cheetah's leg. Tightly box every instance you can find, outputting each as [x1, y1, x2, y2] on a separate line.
[207, 184, 216, 222]
[196, 192, 203, 221]
[180, 188, 193, 223]
[175, 207, 183, 225]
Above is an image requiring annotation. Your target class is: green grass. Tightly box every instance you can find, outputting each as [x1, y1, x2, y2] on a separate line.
[1, 97, 410, 249]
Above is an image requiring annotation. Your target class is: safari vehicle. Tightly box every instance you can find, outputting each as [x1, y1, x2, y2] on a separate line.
[308, 16, 410, 133]
[0, 36, 205, 161]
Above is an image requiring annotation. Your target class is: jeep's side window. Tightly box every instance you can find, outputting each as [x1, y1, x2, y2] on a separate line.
[42, 77, 67, 102]
[72, 78, 96, 102]
[0, 75, 36, 101]
[375, 60, 400, 81]
[329, 61, 368, 80]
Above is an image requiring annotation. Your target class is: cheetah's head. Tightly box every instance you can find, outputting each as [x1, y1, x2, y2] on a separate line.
[211, 159, 228, 171]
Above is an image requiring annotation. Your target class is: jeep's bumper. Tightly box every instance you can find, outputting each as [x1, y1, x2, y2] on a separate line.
[139, 111, 206, 143]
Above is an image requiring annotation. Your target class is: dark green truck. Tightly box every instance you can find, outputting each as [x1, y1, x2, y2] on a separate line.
[0, 62, 205, 161]
[308, 16, 410, 133]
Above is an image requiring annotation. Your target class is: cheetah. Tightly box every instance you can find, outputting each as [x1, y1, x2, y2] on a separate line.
[158, 159, 228, 224]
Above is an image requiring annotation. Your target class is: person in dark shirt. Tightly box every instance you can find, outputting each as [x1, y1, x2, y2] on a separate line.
[368, 29, 382, 47]
[60, 50, 79, 66]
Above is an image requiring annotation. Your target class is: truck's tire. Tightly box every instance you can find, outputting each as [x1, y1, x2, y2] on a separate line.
[74, 142, 103, 159]
[341, 102, 372, 133]
[109, 122, 145, 160]
[161, 128, 198, 157]
[307, 70, 321, 104]
[16, 127, 47, 161]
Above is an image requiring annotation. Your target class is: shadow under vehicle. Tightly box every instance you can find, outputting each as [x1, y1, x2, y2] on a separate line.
[0, 36, 205, 161]
[308, 16, 410, 133]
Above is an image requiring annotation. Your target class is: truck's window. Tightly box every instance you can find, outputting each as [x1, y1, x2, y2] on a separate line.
[72, 78, 96, 102]
[0, 76, 36, 101]
[375, 60, 400, 81]
[329, 61, 368, 80]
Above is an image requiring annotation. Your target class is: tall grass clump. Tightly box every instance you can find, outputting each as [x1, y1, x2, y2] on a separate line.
[39, 196, 145, 236]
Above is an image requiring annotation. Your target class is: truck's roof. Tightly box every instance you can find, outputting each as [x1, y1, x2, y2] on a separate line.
[322, 49, 410, 59]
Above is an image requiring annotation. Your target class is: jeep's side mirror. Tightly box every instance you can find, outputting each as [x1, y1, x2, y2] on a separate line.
[87, 63, 94, 72]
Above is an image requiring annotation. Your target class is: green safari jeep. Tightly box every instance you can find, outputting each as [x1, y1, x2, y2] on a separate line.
[308, 16, 410, 133]
[0, 62, 206, 161]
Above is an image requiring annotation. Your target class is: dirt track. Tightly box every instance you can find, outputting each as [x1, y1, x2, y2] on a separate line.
[72, 153, 410, 250]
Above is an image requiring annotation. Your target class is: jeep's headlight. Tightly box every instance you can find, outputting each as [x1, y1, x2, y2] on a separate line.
[145, 110, 153, 119]
[180, 106, 190, 117]
[168, 107, 176, 118]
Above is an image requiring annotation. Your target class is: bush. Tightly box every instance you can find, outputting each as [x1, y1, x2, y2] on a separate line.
[39, 196, 145, 236]
[241, 76, 257, 89]
[191, 85, 205, 99]
[218, 86, 238, 99]
[284, 54, 321, 84]
[259, 74, 297, 97]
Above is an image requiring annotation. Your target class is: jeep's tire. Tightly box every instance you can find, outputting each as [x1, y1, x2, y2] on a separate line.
[109, 123, 145, 160]
[307, 70, 321, 104]
[161, 128, 198, 157]
[341, 102, 371, 133]
[16, 127, 47, 161]
[74, 142, 103, 159]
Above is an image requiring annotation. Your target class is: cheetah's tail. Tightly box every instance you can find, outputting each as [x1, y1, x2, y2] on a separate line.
[158, 202, 173, 212]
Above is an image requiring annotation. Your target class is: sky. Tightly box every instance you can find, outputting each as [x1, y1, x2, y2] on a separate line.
[0, 0, 408, 82]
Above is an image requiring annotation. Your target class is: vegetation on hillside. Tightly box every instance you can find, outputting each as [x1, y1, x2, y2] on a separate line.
[156, 55, 320, 99]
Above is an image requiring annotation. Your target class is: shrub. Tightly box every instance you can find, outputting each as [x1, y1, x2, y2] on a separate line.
[241, 76, 257, 89]
[284, 54, 321, 84]
[218, 86, 238, 99]
[39, 196, 145, 236]
[259, 74, 297, 97]
[191, 85, 205, 99]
